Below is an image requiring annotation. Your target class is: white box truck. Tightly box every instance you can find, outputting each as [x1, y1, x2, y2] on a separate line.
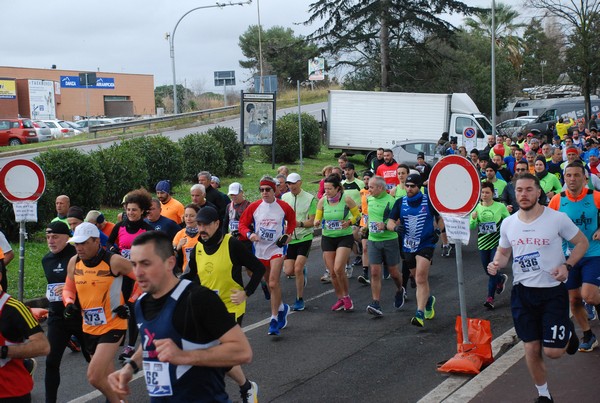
[327, 90, 494, 161]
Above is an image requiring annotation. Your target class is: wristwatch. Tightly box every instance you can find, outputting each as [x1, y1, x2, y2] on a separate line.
[123, 358, 140, 374]
[1, 345, 8, 359]
[564, 263, 573, 272]
[246, 231, 253, 239]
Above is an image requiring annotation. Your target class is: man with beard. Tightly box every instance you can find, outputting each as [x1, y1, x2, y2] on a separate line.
[155, 180, 184, 225]
[375, 148, 400, 190]
[182, 207, 264, 402]
[144, 199, 181, 241]
[488, 173, 587, 402]
[370, 147, 385, 173]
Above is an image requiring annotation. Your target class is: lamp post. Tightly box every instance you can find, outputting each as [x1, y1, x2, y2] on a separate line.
[540, 60, 547, 85]
[168, 1, 250, 114]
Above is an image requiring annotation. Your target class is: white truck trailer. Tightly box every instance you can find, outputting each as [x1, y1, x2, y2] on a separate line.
[326, 90, 494, 161]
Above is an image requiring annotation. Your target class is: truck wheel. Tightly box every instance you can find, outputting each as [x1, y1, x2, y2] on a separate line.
[8, 138, 22, 146]
[364, 150, 376, 167]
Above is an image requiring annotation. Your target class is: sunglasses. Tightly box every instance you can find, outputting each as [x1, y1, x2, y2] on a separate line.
[259, 187, 273, 192]
[405, 184, 418, 188]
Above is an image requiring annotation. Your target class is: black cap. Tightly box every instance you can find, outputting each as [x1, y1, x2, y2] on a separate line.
[417, 152, 425, 159]
[196, 206, 219, 224]
[67, 206, 84, 221]
[486, 162, 498, 172]
[46, 221, 71, 235]
[345, 162, 355, 170]
[405, 173, 423, 188]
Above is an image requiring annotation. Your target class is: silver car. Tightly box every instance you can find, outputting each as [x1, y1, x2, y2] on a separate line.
[41, 119, 76, 139]
[390, 140, 440, 166]
[32, 121, 53, 142]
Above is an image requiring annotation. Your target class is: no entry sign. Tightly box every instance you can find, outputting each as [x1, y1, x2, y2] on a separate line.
[0, 159, 46, 202]
[428, 155, 480, 216]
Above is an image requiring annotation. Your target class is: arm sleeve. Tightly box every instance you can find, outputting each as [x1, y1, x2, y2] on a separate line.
[62, 276, 77, 305]
[349, 205, 360, 223]
[229, 238, 265, 297]
[238, 202, 257, 237]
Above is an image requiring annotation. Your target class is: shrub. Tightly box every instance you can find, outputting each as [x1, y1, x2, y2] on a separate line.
[92, 143, 149, 206]
[118, 136, 184, 189]
[262, 113, 321, 163]
[178, 133, 226, 181]
[32, 148, 105, 228]
[207, 126, 244, 177]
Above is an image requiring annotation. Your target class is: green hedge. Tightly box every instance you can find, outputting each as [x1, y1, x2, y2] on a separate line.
[178, 133, 226, 181]
[262, 113, 321, 163]
[207, 126, 244, 177]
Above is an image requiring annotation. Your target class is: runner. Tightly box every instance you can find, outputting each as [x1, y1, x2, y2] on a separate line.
[172, 204, 201, 273]
[314, 174, 360, 311]
[548, 161, 600, 352]
[488, 173, 588, 403]
[108, 231, 252, 402]
[365, 176, 405, 316]
[357, 171, 373, 285]
[387, 174, 442, 327]
[63, 222, 136, 402]
[155, 180, 184, 225]
[470, 181, 510, 310]
[375, 149, 400, 190]
[239, 175, 296, 336]
[282, 173, 317, 311]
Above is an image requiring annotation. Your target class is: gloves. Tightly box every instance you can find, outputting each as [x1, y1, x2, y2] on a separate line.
[112, 305, 130, 319]
[63, 303, 80, 319]
[394, 224, 405, 236]
[276, 234, 290, 248]
[432, 228, 441, 244]
[230, 230, 240, 239]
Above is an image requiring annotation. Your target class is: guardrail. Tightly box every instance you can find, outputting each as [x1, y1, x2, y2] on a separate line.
[88, 105, 238, 137]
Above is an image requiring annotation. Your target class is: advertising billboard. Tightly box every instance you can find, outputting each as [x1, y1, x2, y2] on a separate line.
[28, 80, 56, 120]
[241, 92, 276, 146]
[60, 75, 115, 89]
[0, 79, 16, 99]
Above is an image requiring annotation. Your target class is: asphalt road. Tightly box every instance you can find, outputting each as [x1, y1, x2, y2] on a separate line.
[30, 233, 516, 402]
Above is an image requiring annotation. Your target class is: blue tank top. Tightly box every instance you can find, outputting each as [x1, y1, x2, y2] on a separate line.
[399, 193, 437, 253]
[135, 280, 229, 402]
[560, 190, 600, 257]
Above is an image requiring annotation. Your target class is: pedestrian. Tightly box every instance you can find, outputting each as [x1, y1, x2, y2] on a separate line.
[488, 173, 588, 402]
[108, 230, 253, 402]
[173, 204, 201, 272]
[155, 180, 185, 225]
[375, 149, 400, 190]
[145, 198, 181, 240]
[51, 195, 70, 226]
[0, 230, 14, 292]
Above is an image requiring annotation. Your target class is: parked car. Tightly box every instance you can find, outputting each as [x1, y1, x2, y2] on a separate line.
[390, 140, 440, 167]
[496, 116, 538, 138]
[41, 119, 75, 138]
[31, 121, 53, 142]
[63, 121, 84, 135]
[75, 118, 117, 132]
[0, 118, 39, 146]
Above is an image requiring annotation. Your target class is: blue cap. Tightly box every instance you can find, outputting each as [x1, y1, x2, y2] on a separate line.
[156, 180, 171, 194]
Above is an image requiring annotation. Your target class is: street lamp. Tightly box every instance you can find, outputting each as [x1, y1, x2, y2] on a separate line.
[167, 1, 250, 114]
[540, 60, 547, 85]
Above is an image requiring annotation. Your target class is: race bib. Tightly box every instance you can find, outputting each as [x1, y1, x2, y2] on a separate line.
[369, 221, 383, 233]
[403, 237, 420, 251]
[144, 360, 173, 397]
[324, 220, 342, 230]
[385, 183, 394, 190]
[229, 220, 239, 232]
[184, 247, 193, 263]
[514, 251, 541, 272]
[478, 222, 497, 234]
[46, 283, 64, 302]
[258, 227, 276, 241]
[83, 307, 107, 326]
[121, 249, 131, 259]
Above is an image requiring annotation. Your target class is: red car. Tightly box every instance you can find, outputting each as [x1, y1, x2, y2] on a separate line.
[0, 118, 39, 146]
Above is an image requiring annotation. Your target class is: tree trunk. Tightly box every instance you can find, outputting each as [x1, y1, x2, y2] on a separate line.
[380, 2, 390, 91]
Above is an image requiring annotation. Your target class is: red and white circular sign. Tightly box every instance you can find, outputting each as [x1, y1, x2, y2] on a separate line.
[0, 159, 46, 202]
[428, 155, 480, 215]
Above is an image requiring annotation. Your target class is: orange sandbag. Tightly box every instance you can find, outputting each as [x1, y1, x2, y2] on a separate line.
[437, 352, 483, 374]
[455, 316, 494, 366]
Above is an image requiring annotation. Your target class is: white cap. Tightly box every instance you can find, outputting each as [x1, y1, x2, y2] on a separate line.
[286, 173, 302, 183]
[68, 222, 100, 244]
[228, 182, 243, 195]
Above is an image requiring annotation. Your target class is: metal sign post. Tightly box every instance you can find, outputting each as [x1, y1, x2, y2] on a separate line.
[428, 155, 481, 343]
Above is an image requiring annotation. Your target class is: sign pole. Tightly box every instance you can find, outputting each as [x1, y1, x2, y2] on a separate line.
[455, 240, 470, 343]
[297, 80, 303, 170]
[18, 220, 26, 301]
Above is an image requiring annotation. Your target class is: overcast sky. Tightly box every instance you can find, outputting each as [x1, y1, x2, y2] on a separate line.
[2, 0, 536, 93]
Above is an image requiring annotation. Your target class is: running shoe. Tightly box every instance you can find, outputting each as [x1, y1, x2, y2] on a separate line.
[261, 280, 271, 300]
[353, 256, 362, 266]
[394, 287, 406, 310]
[331, 299, 345, 311]
[24, 358, 37, 376]
[441, 245, 450, 257]
[579, 334, 598, 352]
[119, 345, 136, 361]
[411, 310, 425, 327]
[320, 271, 331, 283]
[343, 296, 354, 311]
[303, 266, 308, 287]
[535, 396, 554, 403]
[566, 322, 579, 355]
[410, 276, 416, 289]
[584, 302, 597, 321]
[383, 266, 390, 280]
[286, 274, 296, 279]
[357, 274, 370, 285]
[67, 335, 81, 353]
[366, 301, 383, 317]
[277, 304, 290, 329]
[241, 381, 259, 403]
[484, 297, 495, 309]
[496, 274, 508, 295]
[345, 264, 354, 279]
[425, 295, 436, 320]
[268, 319, 279, 336]
[292, 298, 305, 311]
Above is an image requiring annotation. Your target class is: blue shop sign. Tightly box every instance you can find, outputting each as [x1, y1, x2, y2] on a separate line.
[60, 76, 115, 89]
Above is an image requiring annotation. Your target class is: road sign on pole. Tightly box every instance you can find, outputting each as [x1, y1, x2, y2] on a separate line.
[429, 155, 481, 344]
[0, 159, 46, 301]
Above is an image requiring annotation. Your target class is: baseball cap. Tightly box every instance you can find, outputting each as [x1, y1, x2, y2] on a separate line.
[417, 152, 425, 159]
[344, 162, 355, 170]
[286, 173, 302, 183]
[405, 173, 422, 188]
[196, 206, 219, 224]
[156, 180, 171, 194]
[46, 221, 71, 236]
[68, 222, 100, 244]
[67, 206, 84, 221]
[486, 162, 499, 172]
[527, 132, 535, 137]
[228, 182, 243, 195]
